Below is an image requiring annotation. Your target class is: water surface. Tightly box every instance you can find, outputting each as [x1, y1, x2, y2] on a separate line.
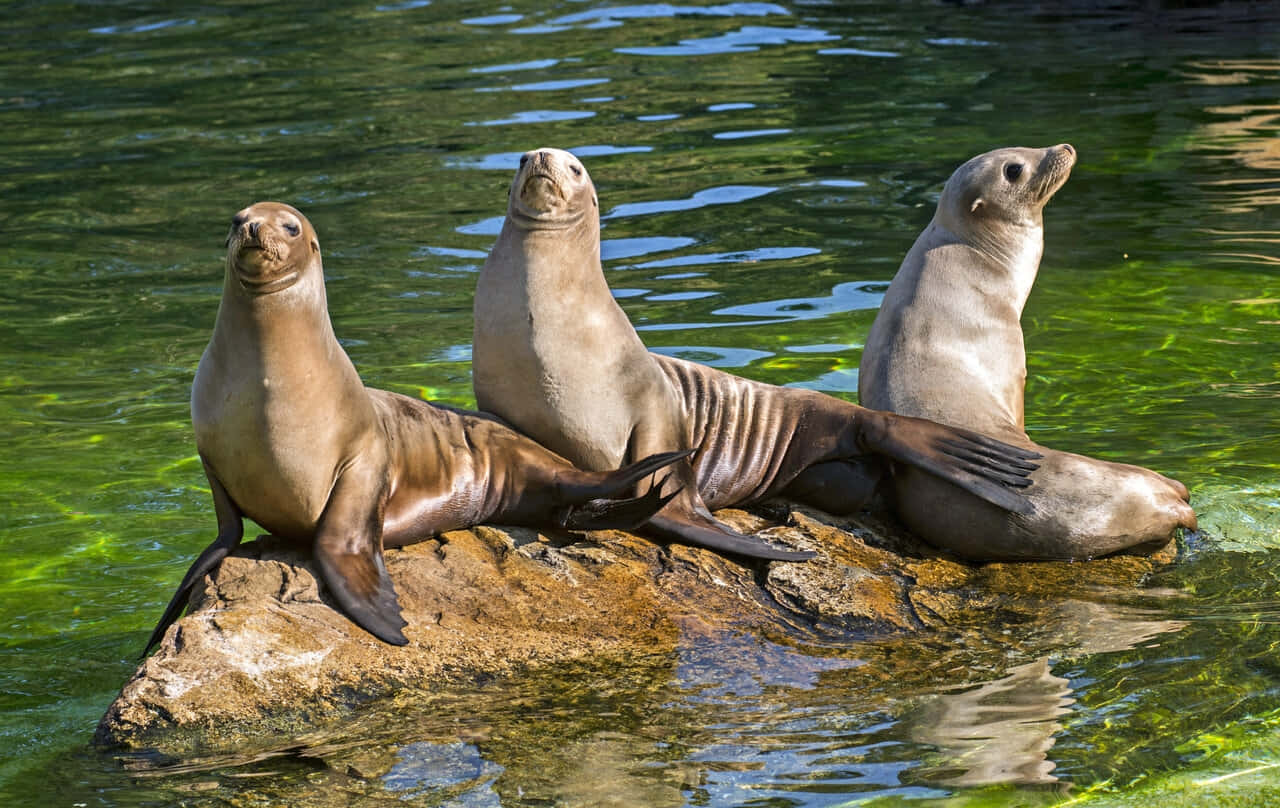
[3, 1, 1280, 805]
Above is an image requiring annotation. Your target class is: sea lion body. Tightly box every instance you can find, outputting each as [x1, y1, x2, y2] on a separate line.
[860, 145, 1196, 560]
[474, 149, 1043, 556]
[147, 202, 686, 652]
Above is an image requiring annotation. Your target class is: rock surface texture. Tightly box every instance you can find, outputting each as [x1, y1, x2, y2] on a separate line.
[97, 506, 1175, 753]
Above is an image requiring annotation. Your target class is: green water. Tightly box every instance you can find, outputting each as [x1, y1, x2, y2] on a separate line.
[3, 0, 1279, 804]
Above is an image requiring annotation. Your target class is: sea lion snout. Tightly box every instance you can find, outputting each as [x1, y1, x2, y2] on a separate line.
[1033, 144, 1076, 202]
[508, 148, 593, 227]
[225, 201, 311, 294]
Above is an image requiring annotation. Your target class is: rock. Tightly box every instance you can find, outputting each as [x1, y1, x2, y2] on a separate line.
[95, 506, 1177, 754]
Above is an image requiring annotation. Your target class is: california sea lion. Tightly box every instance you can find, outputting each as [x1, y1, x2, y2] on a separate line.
[146, 202, 690, 653]
[859, 144, 1197, 560]
[472, 148, 1042, 558]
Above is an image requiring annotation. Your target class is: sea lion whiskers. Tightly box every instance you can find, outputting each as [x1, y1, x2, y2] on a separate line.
[1030, 144, 1076, 203]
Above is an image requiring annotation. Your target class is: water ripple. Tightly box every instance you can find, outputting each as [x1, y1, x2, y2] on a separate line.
[650, 346, 773, 368]
[508, 78, 610, 92]
[602, 236, 697, 261]
[465, 110, 596, 127]
[469, 59, 561, 74]
[604, 185, 776, 219]
[552, 3, 790, 25]
[714, 280, 886, 321]
[628, 246, 818, 269]
[89, 18, 197, 35]
[617, 25, 840, 56]
[819, 47, 901, 58]
[374, 0, 431, 11]
[447, 144, 650, 171]
[462, 14, 523, 26]
[713, 127, 793, 140]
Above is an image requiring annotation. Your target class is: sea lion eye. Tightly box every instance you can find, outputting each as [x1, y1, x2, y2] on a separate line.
[571, 165, 582, 177]
[519, 154, 529, 166]
[284, 222, 300, 237]
[1004, 163, 1024, 182]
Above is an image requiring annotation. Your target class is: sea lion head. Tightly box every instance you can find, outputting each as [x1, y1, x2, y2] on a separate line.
[225, 201, 321, 295]
[506, 148, 598, 230]
[937, 144, 1076, 237]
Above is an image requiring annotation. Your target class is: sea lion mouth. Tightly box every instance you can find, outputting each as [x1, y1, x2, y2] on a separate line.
[235, 269, 300, 295]
[519, 172, 566, 205]
[229, 238, 300, 294]
[512, 174, 587, 230]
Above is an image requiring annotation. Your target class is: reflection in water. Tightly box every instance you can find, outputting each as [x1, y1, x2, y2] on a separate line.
[788, 367, 858, 394]
[1185, 59, 1279, 275]
[383, 742, 503, 805]
[627, 245, 818, 270]
[906, 658, 1073, 787]
[902, 600, 1184, 788]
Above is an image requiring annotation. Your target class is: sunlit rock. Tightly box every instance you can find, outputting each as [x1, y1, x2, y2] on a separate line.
[95, 509, 1177, 758]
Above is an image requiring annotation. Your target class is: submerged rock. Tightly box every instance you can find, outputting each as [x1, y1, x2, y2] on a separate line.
[96, 507, 1176, 754]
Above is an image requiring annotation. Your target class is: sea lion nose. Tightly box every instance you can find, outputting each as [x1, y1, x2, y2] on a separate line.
[1060, 143, 1075, 156]
[248, 221, 260, 240]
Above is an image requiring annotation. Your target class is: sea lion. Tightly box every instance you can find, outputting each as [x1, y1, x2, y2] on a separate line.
[145, 201, 691, 653]
[472, 148, 1043, 558]
[859, 144, 1197, 560]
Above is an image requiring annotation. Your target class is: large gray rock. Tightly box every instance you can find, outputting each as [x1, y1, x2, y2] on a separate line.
[96, 506, 1175, 754]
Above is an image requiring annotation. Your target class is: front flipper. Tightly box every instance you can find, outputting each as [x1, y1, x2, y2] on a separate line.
[858, 412, 1042, 515]
[143, 461, 244, 657]
[314, 454, 408, 646]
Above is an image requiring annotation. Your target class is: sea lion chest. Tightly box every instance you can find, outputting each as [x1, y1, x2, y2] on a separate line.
[191, 340, 369, 539]
[862, 234, 1031, 439]
[475, 242, 645, 469]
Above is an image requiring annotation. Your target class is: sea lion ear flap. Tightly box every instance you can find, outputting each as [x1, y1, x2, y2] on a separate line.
[593, 193, 598, 208]
[311, 237, 320, 255]
[970, 197, 985, 214]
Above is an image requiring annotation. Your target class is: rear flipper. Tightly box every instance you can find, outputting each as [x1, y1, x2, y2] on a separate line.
[649, 456, 813, 561]
[557, 473, 681, 531]
[560, 449, 813, 561]
[552, 449, 693, 531]
[860, 412, 1042, 515]
[646, 509, 816, 562]
[558, 449, 694, 500]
